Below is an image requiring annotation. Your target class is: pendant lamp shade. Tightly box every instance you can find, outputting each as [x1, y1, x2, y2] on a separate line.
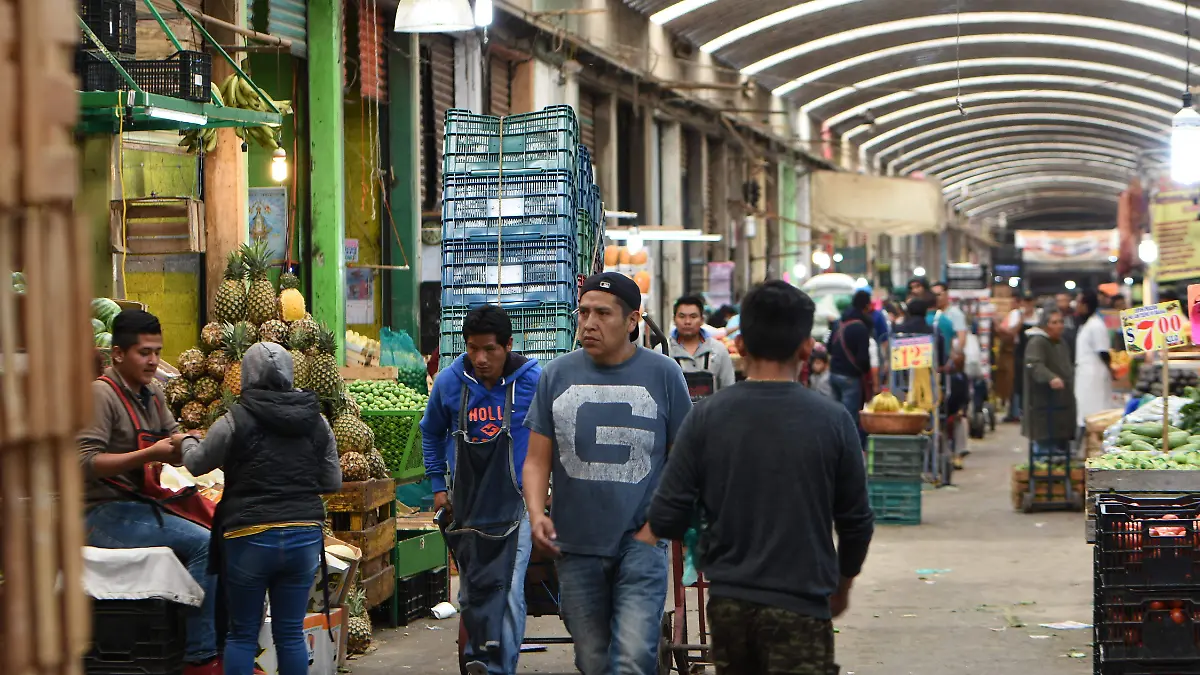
[1172, 93, 1200, 185]
[394, 0, 476, 33]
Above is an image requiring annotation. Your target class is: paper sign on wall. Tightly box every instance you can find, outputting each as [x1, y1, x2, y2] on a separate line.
[1120, 301, 1188, 354]
[344, 239, 360, 264]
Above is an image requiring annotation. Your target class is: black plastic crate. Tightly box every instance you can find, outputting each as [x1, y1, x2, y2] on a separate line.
[84, 599, 186, 675]
[1096, 586, 1200, 667]
[1100, 665, 1200, 675]
[427, 566, 450, 605]
[1096, 494, 1200, 589]
[76, 50, 134, 92]
[79, 0, 137, 54]
[125, 51, 212, 102]
[396, 573, 429, 625]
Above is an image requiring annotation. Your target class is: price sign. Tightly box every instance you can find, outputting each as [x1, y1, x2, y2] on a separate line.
[1121, 301, 1188, 354]
[891, 335, 934, 371]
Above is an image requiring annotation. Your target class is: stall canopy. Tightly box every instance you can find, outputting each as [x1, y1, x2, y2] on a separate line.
[811, 172, 943, 235]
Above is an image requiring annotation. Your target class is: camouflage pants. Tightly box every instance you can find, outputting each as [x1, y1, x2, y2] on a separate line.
[708, 597, 839, 675]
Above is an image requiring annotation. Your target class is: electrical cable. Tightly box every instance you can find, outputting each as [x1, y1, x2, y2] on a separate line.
[119, 92, 128, 296]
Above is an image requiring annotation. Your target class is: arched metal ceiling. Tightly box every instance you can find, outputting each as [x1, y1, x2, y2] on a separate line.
[625, 0, 1188, 222]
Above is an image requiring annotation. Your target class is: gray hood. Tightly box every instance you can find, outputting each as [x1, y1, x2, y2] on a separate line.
[242, 341, 294, 392]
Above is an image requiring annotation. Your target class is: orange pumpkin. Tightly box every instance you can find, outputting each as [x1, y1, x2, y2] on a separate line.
[604, 246, 620, 267]
[633, 270, 651, 293]
[630, 250, 648, 265]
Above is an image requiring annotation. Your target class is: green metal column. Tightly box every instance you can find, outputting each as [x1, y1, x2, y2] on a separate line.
[80, 135, 115, 297]
[307, 0, 346, 359]
[387, 33, 421, 336]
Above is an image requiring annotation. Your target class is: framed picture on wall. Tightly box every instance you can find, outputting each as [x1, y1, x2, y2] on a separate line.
[248, 187, 289, 263]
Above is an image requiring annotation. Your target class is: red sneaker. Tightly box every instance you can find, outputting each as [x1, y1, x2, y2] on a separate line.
[183, 657, 223, 675]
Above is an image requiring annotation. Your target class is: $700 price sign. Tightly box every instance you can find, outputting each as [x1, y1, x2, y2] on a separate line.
[1120, 301, 1187, 354]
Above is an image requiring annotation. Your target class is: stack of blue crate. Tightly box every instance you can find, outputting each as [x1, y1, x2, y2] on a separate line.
[438, 105, 604, 369]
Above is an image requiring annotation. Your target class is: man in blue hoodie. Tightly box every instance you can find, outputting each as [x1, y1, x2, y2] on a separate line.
[421, 305, 542, 675]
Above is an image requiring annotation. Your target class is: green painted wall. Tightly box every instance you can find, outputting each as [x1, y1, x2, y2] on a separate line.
[386, 34, 421, 338]
[344, 94, 385, 338]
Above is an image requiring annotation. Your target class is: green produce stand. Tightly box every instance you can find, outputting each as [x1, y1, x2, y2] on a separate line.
[361, 409, 425, 484]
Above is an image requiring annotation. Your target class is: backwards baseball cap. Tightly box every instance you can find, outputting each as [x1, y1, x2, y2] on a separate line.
[580, 272, 642, 342]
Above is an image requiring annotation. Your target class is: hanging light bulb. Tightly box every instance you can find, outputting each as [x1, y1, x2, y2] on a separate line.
[270, 147, 288, 183]
[1139, 236, 1159, 263]
[474, 0, 493, 27]
[394, 0, 475, 32]
[1065, 280, 1077, 290]
[625, 227, 645, 256]
[833, 252, 844, 263]
[1172, 93, 1200, 184]
[1008, 277, 1020, 288]
[792, 262, 808, 280]
[913, 266, 926, 278]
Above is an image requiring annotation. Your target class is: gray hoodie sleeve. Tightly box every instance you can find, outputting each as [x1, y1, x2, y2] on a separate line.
[182, 412, 236, 477]
[316, 415, 342, 493]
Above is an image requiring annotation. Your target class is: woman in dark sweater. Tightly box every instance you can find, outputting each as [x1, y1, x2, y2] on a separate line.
[829, 290, 874, 442]
[182, 342, 341, 675]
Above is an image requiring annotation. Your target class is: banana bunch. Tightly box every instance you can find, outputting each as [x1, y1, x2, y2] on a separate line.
[218, 73, 293, 151]
[177, 83, 226, 153]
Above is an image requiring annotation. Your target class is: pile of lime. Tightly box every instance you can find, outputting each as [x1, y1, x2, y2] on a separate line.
[347, 379, 429, 411]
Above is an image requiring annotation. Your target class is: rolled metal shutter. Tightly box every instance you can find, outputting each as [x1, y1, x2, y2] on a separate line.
[358, 0, 386, 100]
[705, 139, 718, 234]
[429, 35, 455, 206]
[248, 0, 308, 57]
[579, 87, 596, 153]
[489, 56, 511, 116]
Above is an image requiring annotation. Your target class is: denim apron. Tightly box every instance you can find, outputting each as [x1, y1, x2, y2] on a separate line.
[439, 382, 525, 670]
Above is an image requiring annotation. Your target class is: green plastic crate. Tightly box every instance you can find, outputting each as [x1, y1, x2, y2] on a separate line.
[867, 478, 922, 525]
[576, 209, 594, 275]
[866, 435, 926, 479]
[360, 409, 425, 484]
[395, 529, 448, 579]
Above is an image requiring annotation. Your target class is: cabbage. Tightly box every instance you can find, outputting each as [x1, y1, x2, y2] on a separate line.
[91, 298, 121, 330]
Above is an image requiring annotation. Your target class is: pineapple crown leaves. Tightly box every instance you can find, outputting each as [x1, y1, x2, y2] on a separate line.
[239, 240, 273, 280]
[222, 251, 246, 281]
[280, 270, 301, 291]
[221, 322, 251, 361]
[315, 324, 337, 356]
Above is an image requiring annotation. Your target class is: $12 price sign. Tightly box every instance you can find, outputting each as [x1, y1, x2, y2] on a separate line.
[891, 335, 934, 371]
[1120, 300, 1187, 354]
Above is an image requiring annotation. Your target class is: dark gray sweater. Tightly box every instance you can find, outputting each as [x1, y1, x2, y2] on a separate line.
[649, 380, 875, 619]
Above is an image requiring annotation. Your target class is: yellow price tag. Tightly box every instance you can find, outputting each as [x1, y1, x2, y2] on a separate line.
[891, 335, 934, 371]
[1120, 301, 1187, 354]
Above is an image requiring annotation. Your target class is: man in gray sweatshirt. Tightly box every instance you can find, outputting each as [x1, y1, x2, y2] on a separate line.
[649, 280, 875, 675]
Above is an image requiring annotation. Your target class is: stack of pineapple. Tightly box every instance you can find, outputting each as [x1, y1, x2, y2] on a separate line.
[168, 241, 390, 484]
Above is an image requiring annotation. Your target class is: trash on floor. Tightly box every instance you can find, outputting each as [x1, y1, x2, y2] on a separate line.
[430, 602, 457, 620]
[1039, 621, 1091, 630]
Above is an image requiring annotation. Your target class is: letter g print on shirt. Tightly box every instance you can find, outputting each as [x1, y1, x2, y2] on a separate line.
[551, 384, 657, 484]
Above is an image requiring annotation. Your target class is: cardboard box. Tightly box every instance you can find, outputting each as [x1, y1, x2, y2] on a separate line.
[309, 537, 361, 613]
[255, 608, 346, 675]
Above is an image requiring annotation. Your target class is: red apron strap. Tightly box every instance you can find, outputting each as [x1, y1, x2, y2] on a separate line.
[97, 375, 143, 431]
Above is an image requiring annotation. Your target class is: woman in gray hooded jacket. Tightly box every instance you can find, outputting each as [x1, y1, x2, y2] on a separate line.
[1022, 306, 1076, 457]
[182, 342, 341, 675]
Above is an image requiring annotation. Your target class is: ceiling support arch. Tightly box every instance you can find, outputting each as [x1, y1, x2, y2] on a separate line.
[909, 136, 1140, 173]
[922, 143, 1139, 175]
[965, 192, 1120, 217]
[886, 124, 1158, 168]
[943, 166, 1136, 195]
[935, 153, 1141, 184]
[952, 176, 1127, 209]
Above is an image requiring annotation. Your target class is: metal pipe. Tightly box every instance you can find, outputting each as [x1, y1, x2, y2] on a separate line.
[141, 6, 293, 48]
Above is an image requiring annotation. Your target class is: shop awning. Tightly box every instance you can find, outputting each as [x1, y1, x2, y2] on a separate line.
[811, 171, 944, 236]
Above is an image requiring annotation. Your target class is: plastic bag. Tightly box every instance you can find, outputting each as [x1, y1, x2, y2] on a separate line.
[380, 328, 428, 394]
[681, 527, 700, 587]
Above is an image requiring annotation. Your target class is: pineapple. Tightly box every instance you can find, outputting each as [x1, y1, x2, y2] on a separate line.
[259, 319, 288, 345]
[221, 322, 252, 396]
[307, 326, 341, 398]
[177, 348, 206, 380]
[340, 452, 371, 482]
[279, 271, 306, 322]
[200, 322, 225, 353]
[290, 349, 309, 389]
[214, 252, 248, 324]
[193, 377, 220, 404]
[241, 240, 278, 325]
[287, 316, 319, 351]
[180, 401, 206, 429]
[341, 392, 362, 418]
[205, 398, 227, 425]
[346, 587, 372, 654]
[234, 320, 259, 345]
[332, 413, 373, 456]
[164, 377, 192, 409]
[205, 351, 230, 380]
[365, 449, 389, 479]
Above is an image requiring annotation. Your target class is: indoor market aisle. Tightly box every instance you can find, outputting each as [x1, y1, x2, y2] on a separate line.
[351, 423, 1092, 674]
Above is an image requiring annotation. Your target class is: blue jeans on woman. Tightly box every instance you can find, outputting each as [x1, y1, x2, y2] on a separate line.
[555, 532, 669, 675]
[224, 526, 323, 675]
[85, 501, 218, 663]
[830, 372, 867, 446]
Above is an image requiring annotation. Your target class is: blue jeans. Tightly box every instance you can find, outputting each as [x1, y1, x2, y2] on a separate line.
[459, 515, 532, 675]
[556, 532, 669, 675]
[85, 501, 218, 663]
[224, 526, 323, 675]
[830, 372, 866, 446]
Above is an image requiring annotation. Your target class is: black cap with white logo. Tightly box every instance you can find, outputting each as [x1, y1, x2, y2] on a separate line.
[580, 272, 642, 342]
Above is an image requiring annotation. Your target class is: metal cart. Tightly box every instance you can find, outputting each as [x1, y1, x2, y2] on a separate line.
[1022, 388, 1083, 513]
[888, 332, 953, 486]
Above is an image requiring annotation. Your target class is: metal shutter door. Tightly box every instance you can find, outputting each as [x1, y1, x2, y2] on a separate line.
[489, 56, 511, 116]
[579, 88, 596, 153]
[429, 35, 455, 206]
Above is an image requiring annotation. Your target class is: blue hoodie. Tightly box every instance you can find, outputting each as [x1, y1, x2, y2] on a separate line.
[420, 352, 541, 494]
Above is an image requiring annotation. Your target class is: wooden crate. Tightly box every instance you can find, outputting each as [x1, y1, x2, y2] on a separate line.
[362, 563, 396, 610]
[325, 479, 397, 610]
[110, 197, 205, 255]
[340, 365, 397, 381]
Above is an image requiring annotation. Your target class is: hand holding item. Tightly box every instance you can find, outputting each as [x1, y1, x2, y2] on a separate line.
[530, 514, 561, 556]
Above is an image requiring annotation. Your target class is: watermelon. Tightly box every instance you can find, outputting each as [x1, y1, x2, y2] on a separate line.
[94, 332, 112, 349]
[91, 298, 121, 330]
[91, 318, 106, 335]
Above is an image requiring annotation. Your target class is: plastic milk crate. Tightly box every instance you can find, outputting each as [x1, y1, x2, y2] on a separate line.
[865, 435, 927, 479]
[442, 106, 579, 175]
[441, 236, 579, 308]
[866, 478, 922, 525]
[439, 302, 576, 359]
[441, 170, 577, 241]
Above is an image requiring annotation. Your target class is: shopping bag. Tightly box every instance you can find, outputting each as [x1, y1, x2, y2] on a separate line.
[381, 327, 428, 394]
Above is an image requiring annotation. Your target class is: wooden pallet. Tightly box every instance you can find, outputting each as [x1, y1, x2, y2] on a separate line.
[326, 479, 397, 611]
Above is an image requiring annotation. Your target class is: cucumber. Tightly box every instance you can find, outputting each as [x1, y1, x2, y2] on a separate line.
[1168, 431, 1192, 448]
[1126, 423, 1183, 436]
[1131, 439, 1157, 453]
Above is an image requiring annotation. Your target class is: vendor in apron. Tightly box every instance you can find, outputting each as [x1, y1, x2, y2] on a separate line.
[77, 309, 221, 675]
[669, 295, 736, 400]
[420, 305, 542, 675]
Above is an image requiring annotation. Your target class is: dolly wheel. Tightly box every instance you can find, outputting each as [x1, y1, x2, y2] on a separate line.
[1021, 493, 1034, 514]
[658, 610, 674, 675]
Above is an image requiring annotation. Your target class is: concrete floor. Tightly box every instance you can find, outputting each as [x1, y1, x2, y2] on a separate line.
[350, 423, 1093, 675]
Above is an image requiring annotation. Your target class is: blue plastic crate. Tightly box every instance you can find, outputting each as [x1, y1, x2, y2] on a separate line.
[577, 144, 594, 194]
[443, 106, 579, 174]
[576, 209, 596, 275]
[441, 236, 579, 307]
[867, 479, 922, 525]
[442, 170, 577, 240]
[439, 302, 577, 360]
